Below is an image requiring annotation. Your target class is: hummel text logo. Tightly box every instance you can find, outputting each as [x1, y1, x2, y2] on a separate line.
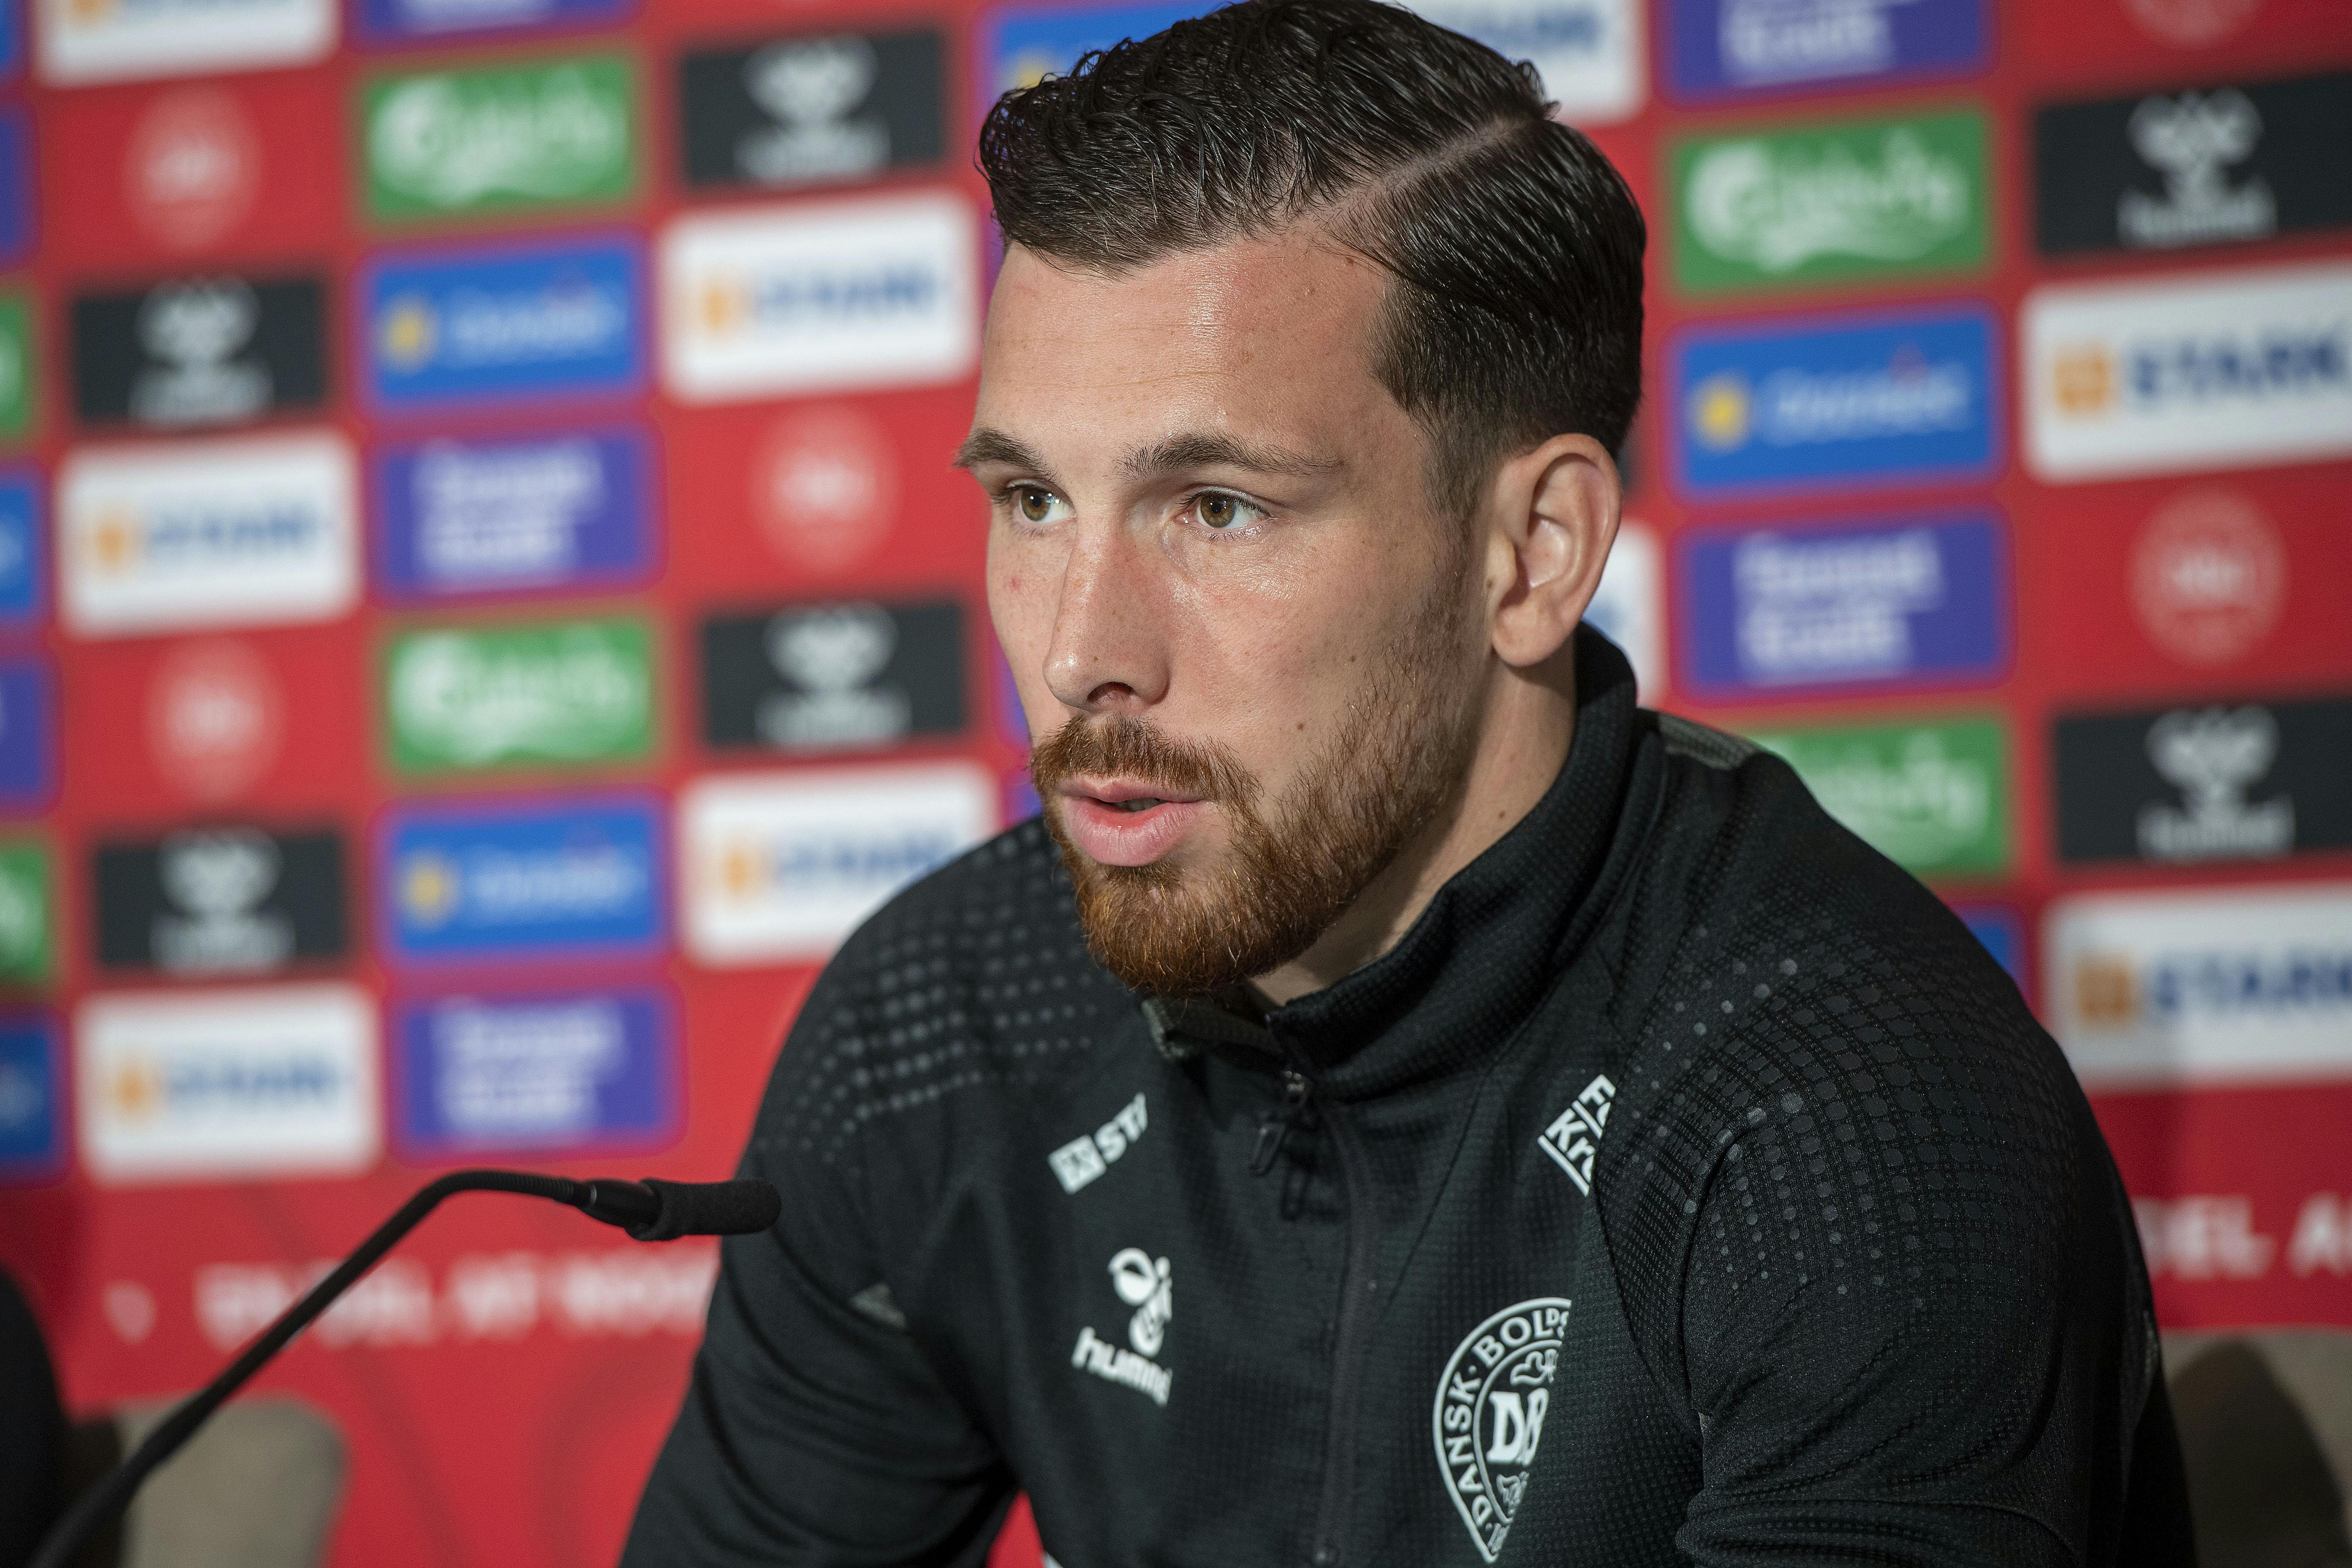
[1537, 1075, 1616, 1196]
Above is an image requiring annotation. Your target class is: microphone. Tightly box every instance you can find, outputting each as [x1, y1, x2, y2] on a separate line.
[31, 1168, 779, 1568]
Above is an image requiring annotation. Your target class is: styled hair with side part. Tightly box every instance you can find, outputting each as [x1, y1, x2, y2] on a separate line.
[977, 0, 1647, 514]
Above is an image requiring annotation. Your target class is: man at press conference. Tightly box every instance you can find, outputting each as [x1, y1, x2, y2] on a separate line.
[623, 1, 2193, 1562]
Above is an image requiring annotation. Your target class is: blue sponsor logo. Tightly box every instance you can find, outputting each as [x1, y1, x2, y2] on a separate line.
[375, 426, 653, 600]
[358, 0, 634, 45]
[383, 796, 662, 964]
[1953, 903, 2022, 988]
[0, 658, 50, 811]
[363, 237, 644, 413]
[1667, 0, 1987, 101]
[0, 1016, 58, 1179]
[1672, 303, 1998, 497]
[0, 109, 30, 267]
[393, 985, 675, 1157]
[0, 473, 41, 626]
[1680, 510, 2005, 698]
[979, 0, 1209, 107]
[0, 0, 17, 80]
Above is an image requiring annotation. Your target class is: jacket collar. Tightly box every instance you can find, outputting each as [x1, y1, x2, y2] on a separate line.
[1142, 625, 1648, 1099]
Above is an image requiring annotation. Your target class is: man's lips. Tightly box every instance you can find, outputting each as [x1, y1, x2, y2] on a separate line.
[1055, 778, 1209, 867]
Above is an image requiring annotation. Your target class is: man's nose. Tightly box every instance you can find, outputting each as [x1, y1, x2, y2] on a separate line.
[1043, 521, 1169, 716]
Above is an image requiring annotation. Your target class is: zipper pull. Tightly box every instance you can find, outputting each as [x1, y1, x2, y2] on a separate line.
[1249, 1070, 1310, 1176]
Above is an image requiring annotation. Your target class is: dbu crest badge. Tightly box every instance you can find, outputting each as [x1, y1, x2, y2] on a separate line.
[1432, 1298, 1571, 1561]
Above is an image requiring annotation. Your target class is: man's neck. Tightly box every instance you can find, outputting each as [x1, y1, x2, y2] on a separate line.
[1249, 650, 1579, 1007]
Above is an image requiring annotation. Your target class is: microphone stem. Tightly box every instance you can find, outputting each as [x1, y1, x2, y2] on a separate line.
[30, 1168, 581, 1568]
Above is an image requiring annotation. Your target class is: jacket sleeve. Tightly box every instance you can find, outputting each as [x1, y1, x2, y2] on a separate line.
[620, 961, 1014, 1568]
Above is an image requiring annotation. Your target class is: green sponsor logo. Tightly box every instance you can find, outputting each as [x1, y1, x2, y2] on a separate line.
[363, 53, 637, 223]
[1750, 716, 2010, 878]
[386, 615, 653, 773]
[0, 842, 52, 986]
[0, 294, 33, 441]
[1672, 108, 1988, 293]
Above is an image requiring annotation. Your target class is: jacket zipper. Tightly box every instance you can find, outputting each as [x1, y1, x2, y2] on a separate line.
[1253, 1061, 1378, 1567]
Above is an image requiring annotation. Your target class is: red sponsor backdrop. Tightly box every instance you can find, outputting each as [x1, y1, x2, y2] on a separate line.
[0, 0, 2344, 1564]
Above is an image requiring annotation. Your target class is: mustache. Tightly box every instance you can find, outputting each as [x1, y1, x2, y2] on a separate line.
[1029, 714, 1258, 808]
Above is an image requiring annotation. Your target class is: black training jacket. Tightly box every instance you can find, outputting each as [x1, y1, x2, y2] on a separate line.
[623, 629, 2193, 1568]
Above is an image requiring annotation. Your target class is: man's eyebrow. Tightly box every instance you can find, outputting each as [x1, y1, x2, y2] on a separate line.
[950, 428, 1047, 473]
[1123, 432, 1341, 481]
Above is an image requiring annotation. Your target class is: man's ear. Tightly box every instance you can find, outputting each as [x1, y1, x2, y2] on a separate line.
[1483, 433, 1621, 670]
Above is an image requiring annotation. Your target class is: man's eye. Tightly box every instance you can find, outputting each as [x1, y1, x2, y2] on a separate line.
[1011, 486, 1068, 524]
[1195, 494, 1263, 531]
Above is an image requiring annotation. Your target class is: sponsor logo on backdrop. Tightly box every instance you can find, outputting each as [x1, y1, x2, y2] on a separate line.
[1674, 108, 1985, 292]
[2046, 882, 2352, 1086]
[395, 986, 675, 1156]
[147, 638, 283, 805]
[0, 658, 52, 811]
[36, 0, 334, 86]
[384, 795, 662, 964]
[680, 763, 994, 965]
[359, 0, 632, 43]
[2053, 695, 2350, 866]
[364, 53, 636, 224]
[1583, 520, 1663, 700]
[385, 615, 653, 774]
[1680, 510, 2005, 697]
[701, 599, 965, 754]
[2130, 488, 2284, 667]
[2123, 0, 2260, 47]
[1951, 902, 2022, 987]
[1674, 303, 1996, 495]
[59, 430, 358, 637]
[365, 236, 644, 411]
[71, 275, 325, 431]
[93, 827, 346, 977]
[0, 108, 30, 267]
[77, 982, 377, 1184]
[0, 1017, 59, 1178]
[0, 291, 33, 441]
[1407, 0, 1643, 123]
[1433, 1297, 1571, 1561]
[662, 191, 977, 403]
[1666, 0, 1987, 101]
[1750, 715, 2009, 877]
[753, 406, 896, 570]
[681, 28, 945, 192]
[981, 0, 1207, 99]
[0, 842, 49, 985]
[126, 89, 260, 251]
[0, 473, 41, 623]
[2025, 260, 2352, 482]
[376, 427, 652, 599]
[2036, 72, 2352, 257]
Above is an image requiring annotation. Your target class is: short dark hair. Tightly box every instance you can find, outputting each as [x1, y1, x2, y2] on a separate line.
[977, 0, 1646, 514]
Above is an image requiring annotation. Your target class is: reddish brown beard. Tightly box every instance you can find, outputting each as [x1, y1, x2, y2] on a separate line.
[1031, 576, 1481, 999]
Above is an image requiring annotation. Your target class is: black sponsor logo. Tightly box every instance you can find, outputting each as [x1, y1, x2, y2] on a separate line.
[678, 28, 945, 192]
[93, 826, 348, 976]
[72, 274, 328, 431]
[2053, 695, 2352, 865]
[2035, 71, 2352, 257]
[702, 598, 965, 752]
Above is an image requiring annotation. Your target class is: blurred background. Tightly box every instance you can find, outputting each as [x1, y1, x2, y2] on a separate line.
[0, 0, 2344, 1561]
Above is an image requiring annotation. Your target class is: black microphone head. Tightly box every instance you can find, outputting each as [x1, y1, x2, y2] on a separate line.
[632, 1178, 782, 1241]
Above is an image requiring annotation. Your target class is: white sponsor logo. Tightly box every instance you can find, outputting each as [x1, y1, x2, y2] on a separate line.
[661, 191, 977, 402]
[2025, 260, 2352, 482]
[740, 37, 886, 182]
[680, 762, 995, 965]
[2130, 488, 2284, 667]
[2045, 882, 2352, 1088]
[1535, 1074, 1614, 1195]
[132, 279, 269, 426]
[1434, 1297, 1571, 1562]
[1072, 1245, 1173, 1405]
[1048, 1092, 1148, 1193]
[1584, 520, 1663, 700]
[2123, 0, 2260, 48]
[413, 437, 605, 585]
[2122, 89, 2273, 249]
[428, 996, 627, 1143]
[1733, 525, 1942, 683]
[760, 603, 904, 747]
[2138, 706, 2293, 862]
[1408, 0, 1642, 123]
[1687, 128, 1970, 273]
[147, 637, 283, 805]
[128, 90, 260, 251]
[2132, 1192, 2352, 1282]
[38, 0, 335, 86]
[60, 430, 359, 637]
[153, 827, 291, 974]
[78, 982, 377, 1184]
[754, 406, 897, 570]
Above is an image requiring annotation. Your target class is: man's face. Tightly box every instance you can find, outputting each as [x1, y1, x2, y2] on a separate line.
[964, 231, 1487, 997]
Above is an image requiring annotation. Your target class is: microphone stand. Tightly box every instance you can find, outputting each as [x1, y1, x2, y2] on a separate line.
[30, 1168, 780, 1568]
